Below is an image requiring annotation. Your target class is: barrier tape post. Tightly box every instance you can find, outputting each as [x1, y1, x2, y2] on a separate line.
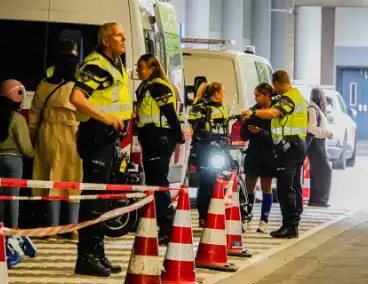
[0, 223, 8, 284]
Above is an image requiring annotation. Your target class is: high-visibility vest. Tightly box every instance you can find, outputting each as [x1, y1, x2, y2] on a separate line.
[189, 102, 229, 131]
[76, 51, 133, 122]
[137, 78, 177, 128]
[46, 66, 55, 79]
[271, 88, 308, 141]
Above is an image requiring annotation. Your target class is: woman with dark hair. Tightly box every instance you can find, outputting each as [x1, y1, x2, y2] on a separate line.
[0, 80, 34, 229]
[136, 53, 185, 245]
[307, 88, 333, 207]
[240, 82, 277, 233]
[29, 53, 82, 238]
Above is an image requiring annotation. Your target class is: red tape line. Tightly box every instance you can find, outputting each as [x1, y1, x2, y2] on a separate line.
[5, 195, 154, 237]
[0, 178, 179, 192]
[0, 193, 146, 201]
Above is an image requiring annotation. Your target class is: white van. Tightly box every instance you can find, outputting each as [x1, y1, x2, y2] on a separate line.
[1, 0, 188, 185]
[182, 42, 273, 114]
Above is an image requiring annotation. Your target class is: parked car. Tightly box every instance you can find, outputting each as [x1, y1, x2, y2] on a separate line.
[324, 88, 357, 169]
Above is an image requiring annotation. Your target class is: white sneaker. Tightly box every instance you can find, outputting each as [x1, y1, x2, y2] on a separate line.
[257, 221, 269, 233]
[7, 237, 25, 260]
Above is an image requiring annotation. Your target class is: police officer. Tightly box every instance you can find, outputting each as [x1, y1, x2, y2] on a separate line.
[135, 53, 184, 245]
[46, 39, 79, 79]
[242, 70, 308, 239]
[70, 22, 132, 277]
[188, 82, 229, 227]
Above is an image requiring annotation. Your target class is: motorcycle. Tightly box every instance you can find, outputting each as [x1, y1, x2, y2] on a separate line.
[189, 114, 249, 220]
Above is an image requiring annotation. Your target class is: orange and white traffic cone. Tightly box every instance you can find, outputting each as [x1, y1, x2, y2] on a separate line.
[124, 191, 161, 284]
[195, 176, 238, 272]
[226, 174, 252, 258]
[162, 186, 197, 284]
[0, 223, 8, 284]
[302, 157, 311, 205]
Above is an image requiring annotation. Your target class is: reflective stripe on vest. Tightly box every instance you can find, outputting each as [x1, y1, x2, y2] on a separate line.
[271, 88, 308, 141]
[137, 78, 177, 128]
[76, 51, 132, 122]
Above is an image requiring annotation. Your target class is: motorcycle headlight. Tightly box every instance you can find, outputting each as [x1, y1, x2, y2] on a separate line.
[211, 154, 226, 169]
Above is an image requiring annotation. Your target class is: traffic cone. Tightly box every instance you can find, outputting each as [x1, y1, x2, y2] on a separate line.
[161, 186, 197, 284]
[124, 191, 161, 284]
[0, 223, 8, 284]
[226, 174, 252, 258]
[195, 176, 238, 272]
[303, 157, 311, 205]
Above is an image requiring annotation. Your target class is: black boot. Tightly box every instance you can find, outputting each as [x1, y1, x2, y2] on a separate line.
[99, 256, 122, 274]
[270, 226, 299, 239]
[75, 254, 111, 277]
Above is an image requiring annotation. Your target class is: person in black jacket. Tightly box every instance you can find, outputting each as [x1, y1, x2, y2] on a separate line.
[240, 82, 276, 233]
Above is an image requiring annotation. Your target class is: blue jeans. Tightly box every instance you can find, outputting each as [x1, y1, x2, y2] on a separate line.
[0, 155, 23, 227]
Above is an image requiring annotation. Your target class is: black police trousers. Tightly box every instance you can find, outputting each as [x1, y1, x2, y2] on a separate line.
[276, 141, 306, 227]
[139, 127, 176, 238]
[77, 141, 115, 257]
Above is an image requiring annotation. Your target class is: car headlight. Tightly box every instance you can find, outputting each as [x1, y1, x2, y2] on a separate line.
[211, 154, 226, 169]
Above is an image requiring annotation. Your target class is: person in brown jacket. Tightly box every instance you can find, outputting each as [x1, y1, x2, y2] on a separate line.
[29, 53, 82, 238]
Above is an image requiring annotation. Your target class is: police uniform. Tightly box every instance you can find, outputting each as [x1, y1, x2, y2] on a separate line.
[188, 101, 229, 223]
[136, 78, 183, 245]
[269, 88, 308, 238]
[74, 48, 132, 277]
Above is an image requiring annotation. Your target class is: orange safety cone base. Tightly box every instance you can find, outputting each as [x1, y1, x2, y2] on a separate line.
[161, 188, 198, 283]
[195, 261, 239, 272]
[125, 274, 161, 284]
[162, 260, 197, 284]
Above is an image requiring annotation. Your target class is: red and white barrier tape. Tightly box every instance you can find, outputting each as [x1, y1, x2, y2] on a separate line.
[0, 192, 146, 201]
[5, 195, 154, 237]
[0, 178, 179, 192]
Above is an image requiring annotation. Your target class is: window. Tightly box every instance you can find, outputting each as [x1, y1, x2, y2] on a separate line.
[255, 62, 271, 83]
[336, 93, 348, 113]
[349, 82, 357, 106]
[0, 20, 102, 91]
[326, 97, 334, 110]
[0, 20, 47, 91]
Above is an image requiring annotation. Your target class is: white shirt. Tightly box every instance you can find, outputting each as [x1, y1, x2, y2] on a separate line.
[307, 102, 330, 139]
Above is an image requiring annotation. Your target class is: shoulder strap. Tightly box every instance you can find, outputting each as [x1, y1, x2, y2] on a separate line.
[39, 81, 68, 125]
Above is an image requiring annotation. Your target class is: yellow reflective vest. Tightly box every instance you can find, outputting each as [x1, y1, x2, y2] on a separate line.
[137, 78, 177, 128]
[76, 51, 133, 122]
[189, 102, 230, 132]
[271, 88, 308, 141]
[46, 66, 55, 79]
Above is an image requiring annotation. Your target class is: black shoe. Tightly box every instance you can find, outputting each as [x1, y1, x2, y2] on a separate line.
[75, 254, 111, 277]
[158, 236, 170, 246]
[270, 226, 299, 239]
[99, 256, 122, 274]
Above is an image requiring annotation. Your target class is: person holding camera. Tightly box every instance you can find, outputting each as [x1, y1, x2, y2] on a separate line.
[188, 81, 229, 227]
[242, 70, 308, 239]
[135, 53, 185, 246]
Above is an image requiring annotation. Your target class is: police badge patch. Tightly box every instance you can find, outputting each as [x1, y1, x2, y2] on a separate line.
[81, 71, 94, 82]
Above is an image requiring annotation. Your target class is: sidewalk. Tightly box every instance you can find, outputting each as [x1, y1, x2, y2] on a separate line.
[255, 216, 368, 284]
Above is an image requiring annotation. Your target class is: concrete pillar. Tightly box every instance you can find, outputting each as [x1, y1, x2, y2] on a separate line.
[221, 0, 243, 51]
[251, 0, 272, 59]
[210, 0, 222, 39]
[243, 0, 252, 46]
[321, 7, 335, 85]
[271, 0, 291, 71]
[294, 6, 322, 85]
[185, 0, 210, 38]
